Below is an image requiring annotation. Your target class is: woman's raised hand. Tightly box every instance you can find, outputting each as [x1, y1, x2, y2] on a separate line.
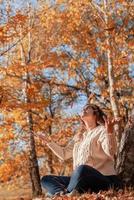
[35, 132, 50, 145]
[103, 116, 122, 134]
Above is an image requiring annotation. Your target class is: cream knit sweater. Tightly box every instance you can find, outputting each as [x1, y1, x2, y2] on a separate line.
[46, 125, 118, 175]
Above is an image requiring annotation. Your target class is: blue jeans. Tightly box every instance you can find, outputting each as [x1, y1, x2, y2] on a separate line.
[41, 164, 124, 195]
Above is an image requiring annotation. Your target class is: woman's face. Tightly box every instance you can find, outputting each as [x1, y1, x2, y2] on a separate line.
[80, 107, 97, 126]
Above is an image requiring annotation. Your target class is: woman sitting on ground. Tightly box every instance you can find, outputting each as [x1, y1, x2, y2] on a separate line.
[40, 103, 124, 197]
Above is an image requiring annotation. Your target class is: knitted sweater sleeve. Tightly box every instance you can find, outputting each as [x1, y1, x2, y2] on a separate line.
[98, 127, 118, 157]
[46, 137, 75, 161]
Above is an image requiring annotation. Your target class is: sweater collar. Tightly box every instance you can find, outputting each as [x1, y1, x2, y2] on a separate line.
[84, 125, 102, 136]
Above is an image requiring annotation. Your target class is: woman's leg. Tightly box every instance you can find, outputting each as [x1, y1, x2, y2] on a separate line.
[66, 164, 116, 194]
[41, 175, 70, 195]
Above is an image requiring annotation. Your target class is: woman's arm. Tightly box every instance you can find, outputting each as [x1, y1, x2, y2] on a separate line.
[98, 128, 117, 157]
[99, 116, 121, 157]
[46, 137, 75, 161]
[35, 132, 74, 161]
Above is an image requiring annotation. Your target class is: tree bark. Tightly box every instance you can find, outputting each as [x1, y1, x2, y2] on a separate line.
[28, 109, 42, 196]
[20, 5, 42, 196]
[103, 0, 121, 145]
[116, 119, 134, 187]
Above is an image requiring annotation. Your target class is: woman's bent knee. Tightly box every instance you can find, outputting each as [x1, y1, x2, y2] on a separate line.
[76, 164, 87, 170]
[74, 165, 88, 176]
[75, 164, 92, 174]
[74, 164, 101, 179]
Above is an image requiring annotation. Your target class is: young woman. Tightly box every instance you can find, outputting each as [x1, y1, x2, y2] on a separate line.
[40, 103, 124, 197]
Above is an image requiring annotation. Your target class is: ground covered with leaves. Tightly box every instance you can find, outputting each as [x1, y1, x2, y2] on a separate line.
[0, 180, 134, 200]
[33, 187, 134, 200]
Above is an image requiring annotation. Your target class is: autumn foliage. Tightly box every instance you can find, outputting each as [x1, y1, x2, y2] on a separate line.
[0, 0, 133, 199]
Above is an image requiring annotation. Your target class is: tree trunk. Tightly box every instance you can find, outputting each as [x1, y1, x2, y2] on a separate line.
[22, 70, 42, 197]
[20, 5, 42, 196]
[116, 109, 134, 187]
[103, 0, 121, 145]
[28, 109, 42, 196]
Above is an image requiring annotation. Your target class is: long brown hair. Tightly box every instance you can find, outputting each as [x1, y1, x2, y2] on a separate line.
[79, 103, 107, 132]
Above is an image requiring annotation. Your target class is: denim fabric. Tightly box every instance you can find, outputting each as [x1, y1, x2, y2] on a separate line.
[41, 164, 124, 195]
[41, 175, 70, 195]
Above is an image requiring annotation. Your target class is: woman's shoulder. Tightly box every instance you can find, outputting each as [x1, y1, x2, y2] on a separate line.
[97, 124, 106, 133]
[97, 125, 107, 140]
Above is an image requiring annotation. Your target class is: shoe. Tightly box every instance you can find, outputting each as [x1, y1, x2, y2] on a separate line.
[55, 191, 65, 196]
[66, 189, 80, 197]
[45, 192, 53, 197]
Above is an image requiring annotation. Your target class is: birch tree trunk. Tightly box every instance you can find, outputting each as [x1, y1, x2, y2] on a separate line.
[103, 0, 121, 145]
